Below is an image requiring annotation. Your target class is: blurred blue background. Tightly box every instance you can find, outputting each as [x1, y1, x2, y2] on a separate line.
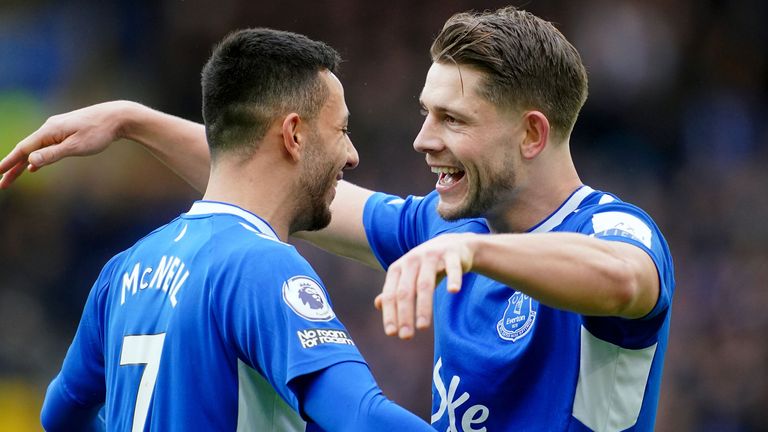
[1, 0, 767, 430]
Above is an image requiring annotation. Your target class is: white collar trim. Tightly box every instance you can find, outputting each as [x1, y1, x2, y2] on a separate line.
[185, 201, 280, 241]
[530, 186, 595, 233]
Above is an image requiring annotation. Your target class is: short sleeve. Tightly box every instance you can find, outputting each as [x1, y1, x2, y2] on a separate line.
[363, 191, 489, 268]
[568, 202, 675, 348]
[212, 244, 366, 412]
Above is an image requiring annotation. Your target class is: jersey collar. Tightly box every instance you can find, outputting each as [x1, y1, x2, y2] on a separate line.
[185, 201, 281, 241]
[529, 185, 595, 233]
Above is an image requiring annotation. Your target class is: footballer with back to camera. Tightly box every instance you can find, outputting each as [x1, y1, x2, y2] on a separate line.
[34, 28, 436, 432]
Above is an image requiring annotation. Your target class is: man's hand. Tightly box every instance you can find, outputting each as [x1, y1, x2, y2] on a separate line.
[0, 101, 133, 189]
[374, 233, 476, 339]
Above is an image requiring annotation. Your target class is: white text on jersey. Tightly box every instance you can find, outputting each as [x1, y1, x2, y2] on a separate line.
[121, 256, 190, 307]
[432, 357, 490, 432]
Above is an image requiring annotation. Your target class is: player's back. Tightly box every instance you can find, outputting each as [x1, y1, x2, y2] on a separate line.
[98, 201, 308, 431]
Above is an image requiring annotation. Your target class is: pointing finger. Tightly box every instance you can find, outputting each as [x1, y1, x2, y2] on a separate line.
[379, 265, 401, 337]
[444, 251, 464, 294]
[395, 259, 420, 339]
[414, 256, 438, 330]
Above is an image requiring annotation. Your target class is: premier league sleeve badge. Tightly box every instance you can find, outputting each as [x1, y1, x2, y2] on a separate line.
[282, 275, 336, 322]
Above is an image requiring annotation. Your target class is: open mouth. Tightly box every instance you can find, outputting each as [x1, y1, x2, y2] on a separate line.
[432, 166, 466, 187]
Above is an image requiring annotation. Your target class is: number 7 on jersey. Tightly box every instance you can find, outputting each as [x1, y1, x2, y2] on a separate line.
[120, 333, 166, 432]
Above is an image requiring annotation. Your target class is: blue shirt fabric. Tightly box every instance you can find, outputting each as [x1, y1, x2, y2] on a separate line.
[363, 186, 675, 432]
[51, 201, 369, 431]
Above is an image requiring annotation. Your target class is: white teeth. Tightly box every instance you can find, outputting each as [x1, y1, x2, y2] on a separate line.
[431, 166, 462, 174]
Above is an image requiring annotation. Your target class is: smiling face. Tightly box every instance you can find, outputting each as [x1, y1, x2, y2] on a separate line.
[292, 71, 359, 233]
[414, 62, 526, 220]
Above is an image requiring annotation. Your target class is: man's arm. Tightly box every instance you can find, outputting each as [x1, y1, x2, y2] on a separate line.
[295, 180, 379, 269]
[376, 232, 661, 339]
[291, 361, 434, 431]
[0, 102, 378, 266]
[0, 101, 210, 192]
[41, 265, 110, 431]
[40, 376, 105, 432]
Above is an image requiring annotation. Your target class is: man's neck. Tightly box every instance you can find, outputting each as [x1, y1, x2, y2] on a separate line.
[485, 180, 584, 233]
[202, 163, 297, 241]
[485, 155, 583, 233]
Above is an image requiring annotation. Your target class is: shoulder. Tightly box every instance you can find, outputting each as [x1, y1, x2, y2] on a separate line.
[366, 189, 489, 234]
[219, 229, 307, 274]
[569, 192, 661, 235]
[91, 250, 132, 300]
[565, 190, 671, 262]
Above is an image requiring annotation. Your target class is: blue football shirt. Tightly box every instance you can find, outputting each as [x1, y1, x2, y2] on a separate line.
[56, 201, 366, 431]
[363, 186, 675, 431]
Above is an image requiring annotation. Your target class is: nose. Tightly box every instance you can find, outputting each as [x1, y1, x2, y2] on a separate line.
[413, 116, 444, 154]
[345, 139, 359, 170]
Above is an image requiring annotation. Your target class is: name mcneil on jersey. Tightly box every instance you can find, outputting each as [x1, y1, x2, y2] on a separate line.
[121, 256, 190, 307]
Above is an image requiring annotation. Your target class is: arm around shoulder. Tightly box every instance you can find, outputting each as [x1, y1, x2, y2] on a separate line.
[0, 100, 210, 192]
[120, 102, 210, 192]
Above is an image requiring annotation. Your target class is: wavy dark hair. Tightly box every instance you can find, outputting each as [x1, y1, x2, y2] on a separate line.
[431, 7, 588, 139]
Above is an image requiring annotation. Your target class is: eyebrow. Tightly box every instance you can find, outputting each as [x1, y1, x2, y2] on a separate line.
[419, 99, 458, 116]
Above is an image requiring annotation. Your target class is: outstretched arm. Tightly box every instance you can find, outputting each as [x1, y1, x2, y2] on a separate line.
[376, 232, 661, 339]
[0, 101, 210, 191]
[0, 101, 379, 267]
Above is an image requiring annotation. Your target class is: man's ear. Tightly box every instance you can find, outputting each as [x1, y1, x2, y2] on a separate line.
[281, 113, 303, 162]
[520, 111, 550, 160]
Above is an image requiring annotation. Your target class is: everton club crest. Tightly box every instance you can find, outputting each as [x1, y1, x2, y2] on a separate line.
[496, 291, 537, 342]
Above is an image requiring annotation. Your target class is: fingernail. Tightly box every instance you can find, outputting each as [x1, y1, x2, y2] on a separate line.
[385, 324, 397, 335]
[399, 326, 413, 339]
[416, 317, 428, 328]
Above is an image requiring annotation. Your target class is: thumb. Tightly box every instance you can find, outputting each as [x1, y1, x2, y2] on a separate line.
[28, 143, 63, 168]
[28, 151, 46, 167]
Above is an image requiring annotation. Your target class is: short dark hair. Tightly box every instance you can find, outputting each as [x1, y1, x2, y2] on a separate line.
[430, 6, 588, 139]
[201, 28, 341, 158]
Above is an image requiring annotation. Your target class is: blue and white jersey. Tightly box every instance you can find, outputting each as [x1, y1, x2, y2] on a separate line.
[58, 201, 365, 431]
[363, 186, 675, 432]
